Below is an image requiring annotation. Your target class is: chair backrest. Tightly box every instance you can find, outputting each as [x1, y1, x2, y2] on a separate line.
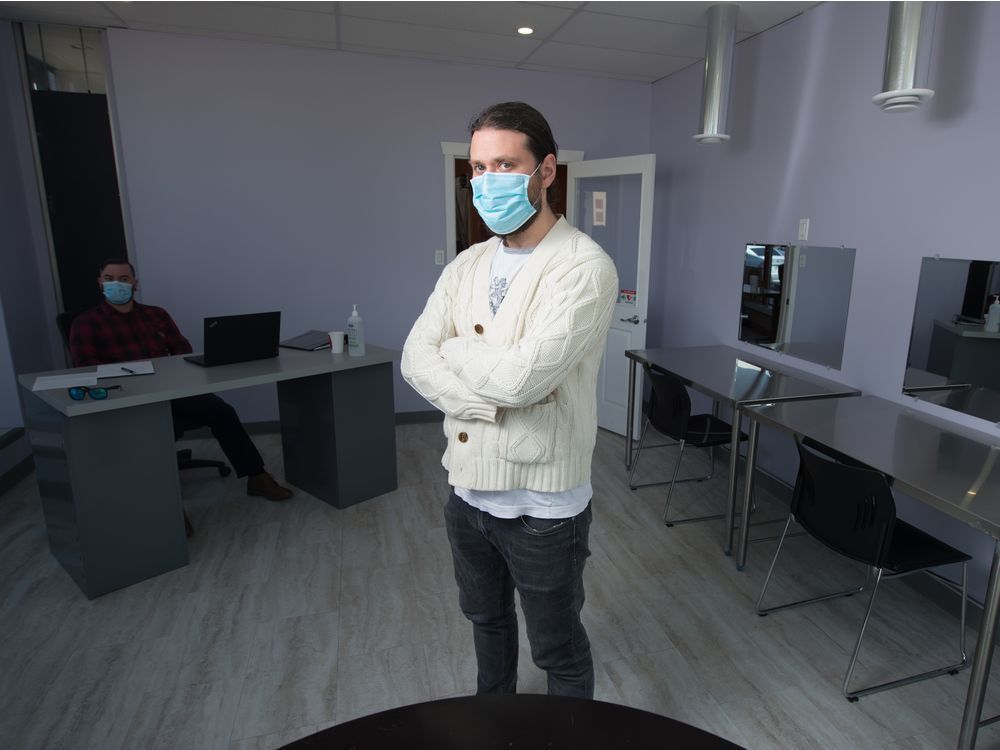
[55, 307, 89, 359]
[792, 439, 896, 567]
[643, 362, 691, 440]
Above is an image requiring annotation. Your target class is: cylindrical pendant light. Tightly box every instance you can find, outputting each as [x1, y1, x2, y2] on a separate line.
[873, 1, 937, 112]
[693, 4, 738, 144]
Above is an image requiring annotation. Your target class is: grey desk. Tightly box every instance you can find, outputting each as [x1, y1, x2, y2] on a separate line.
[18, 346, 398, 598]
[735, 396, 1000, 749]
[625, 346, 860, 555]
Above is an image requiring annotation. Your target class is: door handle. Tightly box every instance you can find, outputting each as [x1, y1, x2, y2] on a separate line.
[620, 315, 640, 324]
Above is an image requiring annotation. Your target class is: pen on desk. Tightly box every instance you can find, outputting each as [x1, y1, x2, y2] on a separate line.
[121, 366, 136, 374]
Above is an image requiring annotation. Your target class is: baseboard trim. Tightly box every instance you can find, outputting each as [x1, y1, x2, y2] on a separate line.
[0, 455, 34, 495]
[395, 410, 443, 424]
[0, 427, 25, 451]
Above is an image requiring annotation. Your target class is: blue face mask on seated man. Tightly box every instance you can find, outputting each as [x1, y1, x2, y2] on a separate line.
[103, 281, 133, 305]
[471, 165, 541, 236]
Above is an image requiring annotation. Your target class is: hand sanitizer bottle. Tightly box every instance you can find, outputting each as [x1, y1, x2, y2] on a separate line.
[986, 295, 1000, 334]
[347, 304, 366, 356]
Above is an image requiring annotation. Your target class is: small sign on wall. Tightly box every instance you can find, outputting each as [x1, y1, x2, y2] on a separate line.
[619, 289, 636, 305]
[592, 191, 606, 226]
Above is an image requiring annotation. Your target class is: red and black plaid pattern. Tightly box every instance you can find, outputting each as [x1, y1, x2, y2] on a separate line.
[69, 302, 193, 366]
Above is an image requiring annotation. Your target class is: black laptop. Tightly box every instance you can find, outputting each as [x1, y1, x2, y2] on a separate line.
[184, 311, 281, 367]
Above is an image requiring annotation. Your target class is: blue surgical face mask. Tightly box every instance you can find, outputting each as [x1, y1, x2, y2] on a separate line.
[471, 165, 541, 236]
[103, 281, 133, 305]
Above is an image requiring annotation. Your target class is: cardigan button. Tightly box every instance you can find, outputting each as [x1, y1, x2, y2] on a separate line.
[458, 432, 469, 443]
[474, 323, 484, 334]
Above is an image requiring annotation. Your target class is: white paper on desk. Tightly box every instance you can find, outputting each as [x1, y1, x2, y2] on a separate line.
[96, 360, 156, 378]
[32, 373, 99, 391]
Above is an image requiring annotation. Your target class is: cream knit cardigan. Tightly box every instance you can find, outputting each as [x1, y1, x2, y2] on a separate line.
[401, 218, 618, 492]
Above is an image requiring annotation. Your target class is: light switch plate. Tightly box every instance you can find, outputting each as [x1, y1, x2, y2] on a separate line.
[434, 249, 445, 266]
[798, 218, 810, 241]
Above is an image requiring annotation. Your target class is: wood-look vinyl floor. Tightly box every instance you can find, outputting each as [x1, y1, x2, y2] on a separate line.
[2, 422, 1000, 749]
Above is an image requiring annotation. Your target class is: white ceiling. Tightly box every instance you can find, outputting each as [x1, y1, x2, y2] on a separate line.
[0, 1, 818, 83]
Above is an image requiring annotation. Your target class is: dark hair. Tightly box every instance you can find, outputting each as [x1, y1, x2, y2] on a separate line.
[469, 101, 559, 204]
[99, 258, 136, 276]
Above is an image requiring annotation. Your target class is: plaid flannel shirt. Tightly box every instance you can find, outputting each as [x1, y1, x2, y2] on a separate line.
[69, 301, 193, 366]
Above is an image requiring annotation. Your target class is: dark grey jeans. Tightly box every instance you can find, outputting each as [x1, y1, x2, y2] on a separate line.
[444, 490, 594, 698]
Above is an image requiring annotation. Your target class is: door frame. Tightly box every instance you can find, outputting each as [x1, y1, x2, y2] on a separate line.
[567, 153, 656, 435]
[441, 142, 585, 263]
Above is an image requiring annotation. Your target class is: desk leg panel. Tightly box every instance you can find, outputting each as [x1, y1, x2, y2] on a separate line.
[20, 389, 188, 598]
[277, 363, 397, 509]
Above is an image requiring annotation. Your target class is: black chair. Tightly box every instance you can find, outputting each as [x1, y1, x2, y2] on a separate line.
[55, 308, 230, 478]
[756, 438, 970, 701]
[628, 363, 747, 526]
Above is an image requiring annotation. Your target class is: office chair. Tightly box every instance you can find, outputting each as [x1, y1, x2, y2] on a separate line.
[55, 308, 231, 478]
[628, 362, 748, 526]
[756, 438, 970, 701]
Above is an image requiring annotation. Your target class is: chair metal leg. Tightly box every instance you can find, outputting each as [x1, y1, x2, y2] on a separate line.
[661, 441, 686, 524]
[663, 443, 756, 527]
[630, 428, 714, 491]
[627, 418, 651, 490]
[843, 562, 970, 701]
[756, 515, 868, 616]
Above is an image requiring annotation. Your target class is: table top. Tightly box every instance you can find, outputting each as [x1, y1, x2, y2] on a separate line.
[746, 395, 1000, 539]
[18, 345, 399, 417]
[280, 694, 742, 750]
[934, 319, 1000, 339]
[627, 345, 859, 406]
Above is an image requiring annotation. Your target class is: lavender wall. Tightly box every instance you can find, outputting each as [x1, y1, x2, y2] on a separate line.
[103, 29, 651, 420]
[649, 1, 1000, 596]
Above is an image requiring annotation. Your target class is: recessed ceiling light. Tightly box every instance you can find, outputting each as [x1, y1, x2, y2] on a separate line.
[517, 27, 534, 36]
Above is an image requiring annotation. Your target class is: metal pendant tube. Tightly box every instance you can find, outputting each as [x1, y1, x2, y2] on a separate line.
[873, 1, 937, 111]
[693, 4, 738, 143]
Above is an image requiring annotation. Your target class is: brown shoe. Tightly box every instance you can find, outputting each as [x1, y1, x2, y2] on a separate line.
[247, 472, 293, 501]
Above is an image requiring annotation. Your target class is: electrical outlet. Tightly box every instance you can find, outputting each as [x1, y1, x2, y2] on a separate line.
[798, 218, 810, 241]
[434, 249, 445, 266]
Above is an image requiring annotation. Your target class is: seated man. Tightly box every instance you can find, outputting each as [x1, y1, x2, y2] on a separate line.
[69, 259, 293, 533]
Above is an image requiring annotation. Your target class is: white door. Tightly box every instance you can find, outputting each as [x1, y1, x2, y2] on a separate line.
[567, 155, 655, 436]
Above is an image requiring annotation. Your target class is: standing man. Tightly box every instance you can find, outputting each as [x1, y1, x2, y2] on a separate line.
[69, 259, 293, 532]
[401, 102, 618, 698]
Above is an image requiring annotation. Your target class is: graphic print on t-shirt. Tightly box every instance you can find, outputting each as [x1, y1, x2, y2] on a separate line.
[488, 245, 533, 318]
[489, 277, 509, 316]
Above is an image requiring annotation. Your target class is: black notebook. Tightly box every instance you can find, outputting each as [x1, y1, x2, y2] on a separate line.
[279, 329, 332, 351]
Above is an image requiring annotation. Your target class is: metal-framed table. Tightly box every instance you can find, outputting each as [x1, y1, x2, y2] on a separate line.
[18, 346, 398, 598]
[625, 345, 860, 554]
[736, 395, 1000, 749]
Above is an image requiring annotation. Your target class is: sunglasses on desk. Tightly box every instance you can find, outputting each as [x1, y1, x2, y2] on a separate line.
[68, 385, 122, 401]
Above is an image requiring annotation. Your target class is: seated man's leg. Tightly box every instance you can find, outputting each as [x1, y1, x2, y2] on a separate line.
[171, 394, 264, 476]
[170, 395, 291, 500]
[502, 503, 594, 698]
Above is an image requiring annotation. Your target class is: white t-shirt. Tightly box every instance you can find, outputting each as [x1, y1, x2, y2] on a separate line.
[455, 242, 592, 520]
[488, 244, 532, 317]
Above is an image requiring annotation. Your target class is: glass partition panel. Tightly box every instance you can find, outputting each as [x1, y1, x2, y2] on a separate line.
[738, 244, 856, 369]
[904, 257, 1000, 421]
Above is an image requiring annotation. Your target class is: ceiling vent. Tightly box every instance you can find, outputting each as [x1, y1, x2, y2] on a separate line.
[873, 1, 937, 112]
[694, 4, 738, 144]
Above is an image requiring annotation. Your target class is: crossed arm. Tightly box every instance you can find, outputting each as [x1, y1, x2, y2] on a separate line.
[401, 255, 618, 421]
